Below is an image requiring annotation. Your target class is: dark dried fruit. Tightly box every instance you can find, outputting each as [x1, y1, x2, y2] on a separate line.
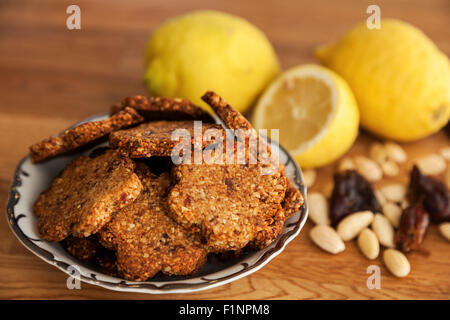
[409, 165, 450, 223]
[396, 204, 429, 253]
[329, 170, 381, 226]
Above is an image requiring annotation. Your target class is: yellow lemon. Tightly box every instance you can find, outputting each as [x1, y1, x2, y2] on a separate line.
[252, 64, 359, 168]
[316, 19, 450, 141]
[144, 10, 280, 113]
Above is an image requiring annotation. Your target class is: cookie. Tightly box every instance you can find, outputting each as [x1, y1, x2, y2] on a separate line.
[63, 235, 122, 277]
[34, 150, 142, 241]
[202, 91, 303, 234]
[109, 120, 225, 158]
[168, 161, 288, 252]
[111, 95, 215, 123]
[99, 163, 207, 281]
[283, 183, 304, 218]
[30, 107, 144, 163]
[201, 91, 283, 174]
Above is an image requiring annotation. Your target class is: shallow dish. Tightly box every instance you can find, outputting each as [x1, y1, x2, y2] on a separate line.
[6, 113, 308, 294]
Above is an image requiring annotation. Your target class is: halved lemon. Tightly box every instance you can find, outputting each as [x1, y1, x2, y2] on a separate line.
[252, 64, 359, 168]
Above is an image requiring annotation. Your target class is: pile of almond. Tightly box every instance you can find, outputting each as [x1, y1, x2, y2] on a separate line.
[306, 141, 450, 278]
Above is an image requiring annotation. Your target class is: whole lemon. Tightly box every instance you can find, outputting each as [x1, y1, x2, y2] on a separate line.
[316, 19, 450, 141]
[144, 10, 280, 113]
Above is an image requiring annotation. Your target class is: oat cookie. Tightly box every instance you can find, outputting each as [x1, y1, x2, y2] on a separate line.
[63, 235, 122, 277]
[30, 107, 144, 163]
[111, 95, 214, 123]
[168, 162, 288, 252]
[99, 163, 207, 281]
[200, 91, 303, 245]
[34, 150, 142, 241]
[202, 91, 284, 174]
[110, 120, 225, 158]
[283, 184, 304, 218]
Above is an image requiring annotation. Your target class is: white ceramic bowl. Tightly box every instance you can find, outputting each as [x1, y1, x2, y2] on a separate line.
[6, 113, 308, 294]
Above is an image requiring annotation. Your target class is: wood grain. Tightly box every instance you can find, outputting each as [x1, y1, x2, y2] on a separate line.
[0, 0, 449, 299]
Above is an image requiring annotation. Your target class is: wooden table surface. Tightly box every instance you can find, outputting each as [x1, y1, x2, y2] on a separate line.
[0, 0, 449, 299]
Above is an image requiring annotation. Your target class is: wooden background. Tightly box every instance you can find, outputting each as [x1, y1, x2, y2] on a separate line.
[0, 0, 449, 299]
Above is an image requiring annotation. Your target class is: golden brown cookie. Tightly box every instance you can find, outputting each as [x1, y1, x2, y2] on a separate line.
[282, 184, 304, 218]
[201, 91, 304, 240]
[202, 91, 284, 174]
[109, 120, 225, 158]
[30, 107, 144, 163]
[99, 163, 207, 281]
[63, 235, 122, 277]
[34, 150, 142, 242]
[168, 162, 288, 252]
[111, 95, 215, 123]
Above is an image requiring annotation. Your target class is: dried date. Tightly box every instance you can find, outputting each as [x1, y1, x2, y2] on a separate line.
[329, 170, 381, 226]
[396, 204, 429, 253]
[409, 165, 450, 223]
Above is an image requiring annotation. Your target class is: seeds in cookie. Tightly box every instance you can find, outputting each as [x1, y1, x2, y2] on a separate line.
[111, 95, 215, 123]
[202, 91, 283, 174]
[99, 163, 207, 281]
[282, 183, 304, 218]
[110, 120, 224, 158]
[168, 161, 288, 252]
[63, 235, 122, 277]
[29, 107, 144, 163]
[34, 150, 142, 241]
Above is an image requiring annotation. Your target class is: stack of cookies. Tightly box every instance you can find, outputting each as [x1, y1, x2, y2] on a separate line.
[30, 91, 303, 281]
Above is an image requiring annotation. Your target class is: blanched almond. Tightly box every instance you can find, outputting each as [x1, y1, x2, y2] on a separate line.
[382, 203, 402, 228]
[308, 192, 330, 225]
[357, 228, 380, 260]
[310, 225, 345, 254]
[354, 156, 383, 182]
[440, 147, 450, 161]
[375, 189, 387, 206]
[381, 160, 399, 177]
[336, 210, 374, 241]
[385, 142, 407, 163]
[380, 184, 407, 203]
[400, 199, 410, 210]
[369, 142, 388, 165]
[415, 154, 446, 176]
[372, 214, 395, 248]
[338, 157, 355, 172]
[438, 222, 450, 242]
[322, 181, 334, 198]
[383, 249, 410, 278]
[303, 169, 316, 188]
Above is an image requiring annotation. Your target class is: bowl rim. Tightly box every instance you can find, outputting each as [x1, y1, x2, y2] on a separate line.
[5, 112, 308, 294]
